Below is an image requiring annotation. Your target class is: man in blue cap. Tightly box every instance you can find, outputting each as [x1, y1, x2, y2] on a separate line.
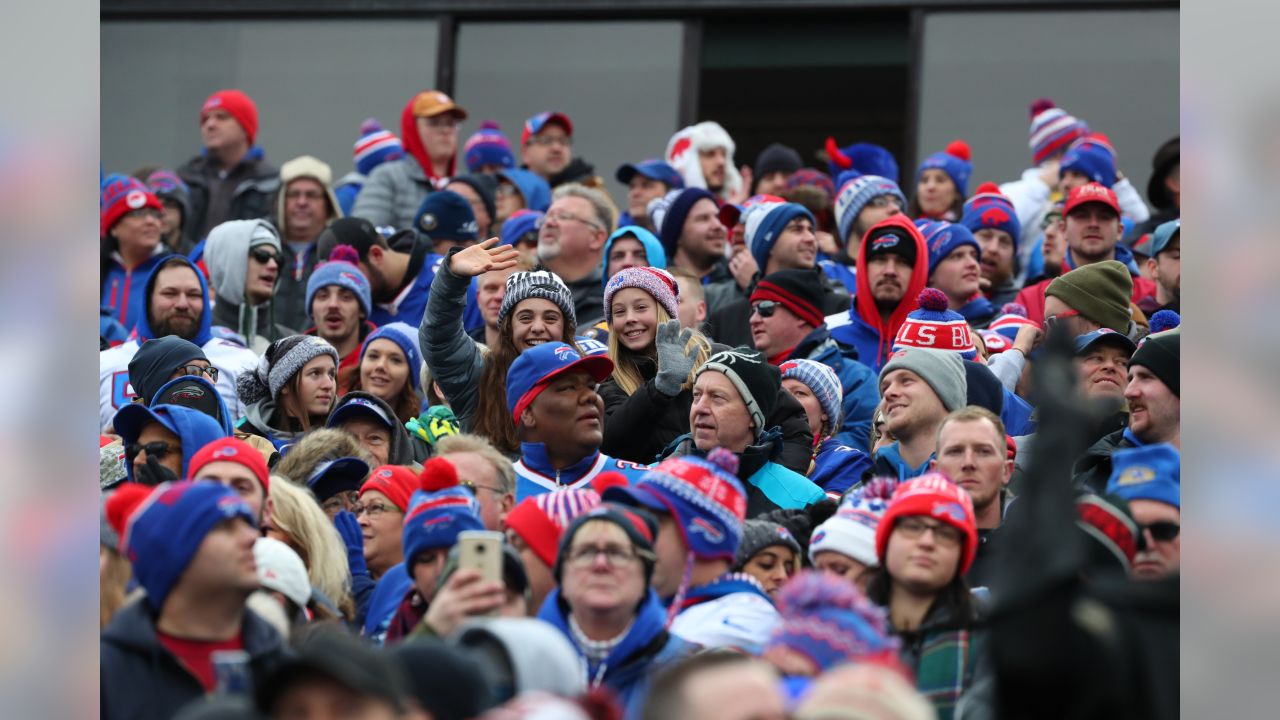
[1105, 444, 1180, 580]
[506, 341, 649, 499]
[414, 190, 479, 256]
[1138, 219, 1180, 315]
[112, 403, 229, 485]
[616, 159, 684, 233]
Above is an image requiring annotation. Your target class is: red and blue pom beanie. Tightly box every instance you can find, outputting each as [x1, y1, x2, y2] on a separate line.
[101, 174, 163, 239]
[892, 288, 978, 361]
[824, 137, 900, 184]
[767, 570, 900, 672]
[1028, 98, 1088, 166]
[353, 118, 404, 177]
[603, 448, 747, 561]
[122, 481, 257, 611]
[960, 182, 1022, 255]
[919, 219, 981, 278]
[464, 120, 515, 173]
[1061, 134, 1117, 188]
[402, 485, 484, 565]
[916, 140, 972, 197]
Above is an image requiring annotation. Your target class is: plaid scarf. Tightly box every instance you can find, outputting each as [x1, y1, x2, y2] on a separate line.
[906, 627, 972, 720]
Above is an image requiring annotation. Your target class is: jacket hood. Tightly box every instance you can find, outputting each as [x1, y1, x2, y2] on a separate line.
[400, 95, 456, 181]
[132, 255, 214, 346]
[538, 587, 670, 678]
[854, 214, 928, 365]
[327, 391, 414, 465]
[275, 155, 343, 239]
[499, 168, 552, 213]
[204, 218, 282, 306]
[600, 226, 667, 286]
[150, 374, 235, 436]
[114, 403, 229, 482]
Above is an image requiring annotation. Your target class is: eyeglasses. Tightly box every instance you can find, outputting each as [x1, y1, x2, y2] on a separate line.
[495, 184, 519, 198]
[528, 135, 571, 148]
[867, 195, 903, 209]
[894, 517, 963, 547]
[125, 208, 164, 221]
[321, 490, 360, 515]
[566, 543, 651, 568]
[125, 441, 173, 464]
[250, 247, 282, 266]
[750, 301, 779, 318]
[1139, 520, 1180, 543]
[536, 210, 601, 231]
[353, 502, 396, 518]
[461, 481, 507, 496]
[1043, 308, 1080, 334]
[176, 364, 220, 382]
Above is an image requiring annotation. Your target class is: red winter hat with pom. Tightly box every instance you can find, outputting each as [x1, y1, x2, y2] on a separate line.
[419, 456, 460, 492]
[892, 287, 977, 360]
[875, 472, 978, 575]
[359, 465, 418, 512]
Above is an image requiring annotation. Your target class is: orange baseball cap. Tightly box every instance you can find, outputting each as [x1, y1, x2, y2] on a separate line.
[411, 90, 467, 120]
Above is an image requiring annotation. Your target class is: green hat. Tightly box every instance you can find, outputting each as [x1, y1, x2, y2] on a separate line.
[1046, 260, 1133, 332]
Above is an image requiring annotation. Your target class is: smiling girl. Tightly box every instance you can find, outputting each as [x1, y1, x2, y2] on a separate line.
[340, 322, 423, 423]
[597, 267, 710, 463]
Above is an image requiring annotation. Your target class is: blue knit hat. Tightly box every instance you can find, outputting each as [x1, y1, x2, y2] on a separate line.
[834, 175, 908, 245]
[500, 210, 542, 246]
[742, 202, 815, 271]
[498, 169, 552, 213]
[360, 322, 423, 391]
[402, 486, 485, 565]
[603, 448, 747, 561]
[463, 121, 515, 173]
[1061, 134, 1117, 188]
[122, 481, 257, 611]
[824, 137, 900, 183]
[650, 187, 718, 258]
[601, 226, 667, 284]
[919, 219, 981, 277]
[779, 358, 844, 433]
[960, 182, 1022, 256]
[353, 118, 404, 176]
[112, 403, 230, 483]
[415, 191, 478, 244]
[306, 244, 372, 320]
[1106, 444, 1180, 510]
[917, 140, 973, 197]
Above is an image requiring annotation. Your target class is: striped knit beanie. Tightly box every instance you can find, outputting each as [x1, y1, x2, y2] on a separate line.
[497, 270, 576, 328]
[960, 182, 1022, 255]
[834, 175, 907, 246]
[1028, 98, 1089, 166]
[235, 335, 340, 406]
[779, 358, 844, 433]
[892, 288, 977, 360]
[604, 266, 680, 322]
[503, 488, 602, 567]
[353, 118, 404, 176]
[463, 121, 515, 173]
[766, 570, 900, 673]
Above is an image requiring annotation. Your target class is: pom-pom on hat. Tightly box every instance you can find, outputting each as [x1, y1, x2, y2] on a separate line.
[875, 472, 978, 575]
[920, 219, 981, 278]
[201, 89, 260, 146]
[917, 140, 973, 197]
[987, 303, 1039, 345]
[122, 481, 257, 611]
[353, 118, 405, 176]
[100, 174, 163, 238]
[1106, 444, 1180, 510]
[1028, 98, 1089, 165]
[503, 488, 602, 568]
[1148, 309, 1181, 335]
[359, 465, 419, 513]
[892, 288, 977, 360]
[604, 266, 680, 323]
[506, 342, 615, 425]
[418, 456, 460, 493]
[603, 448, 747, 561]
[960, 182, 1022, 255]
[463, 120, 515, 173]
[402, 487, 484, 565]
[766, 570, 901, 672]
[305, 243, 372, 319]
[779, 358, 844, 434]
[834, 175, 907, 246]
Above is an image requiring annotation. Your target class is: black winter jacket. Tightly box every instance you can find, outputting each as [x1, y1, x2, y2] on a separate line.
[100, 601, 289, 720]
[177, 150, 280, 245]
[1072, 427, 1135, 494]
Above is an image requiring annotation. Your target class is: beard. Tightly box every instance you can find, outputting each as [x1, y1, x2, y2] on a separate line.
[151, 311, 200, 340]
[366, 264, 395, 303]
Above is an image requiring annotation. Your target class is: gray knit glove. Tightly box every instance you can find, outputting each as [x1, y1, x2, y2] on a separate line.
[654, 320, 699, 397]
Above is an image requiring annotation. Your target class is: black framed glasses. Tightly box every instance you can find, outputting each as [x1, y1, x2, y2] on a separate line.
[250, 247, 282, 265]
[125, 441, 173, 463]
[176, 364, 219, 382]
[1139, 520, 1180, 543]
[750, 301, 780, 318]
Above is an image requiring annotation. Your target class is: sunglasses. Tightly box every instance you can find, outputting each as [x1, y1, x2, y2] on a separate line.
[1139, 520, 1180, 543]
[125, 441, 173, 463]
[176, 364, 220, 382]
[250, 247, 282, 265]
[750, 301, 779, 318]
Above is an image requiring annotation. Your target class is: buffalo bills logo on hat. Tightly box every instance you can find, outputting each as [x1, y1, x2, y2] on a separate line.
[776, 527, 793, 541]
[126, 190, 147, 209]
[929, 230, 952, 254]
[339, 271, 362, 284]
[203, 97, 223, 111]
[212, 445, 239, 459]
[460, 220, 478, 233]
[871, 234, 901, 251]
[554, 345, 578, 362]
[689, 517, 725, 543]
[979, 207, 1009, 225]
[419, 213, 438, 231]
[169, 386, 207, 401]
[1116, 465, 1156, 486]
[811, 529, 827, 544]
[377, 468, 394, 479]
[932, 501, 968, 524]
[669, 136, 693, 163]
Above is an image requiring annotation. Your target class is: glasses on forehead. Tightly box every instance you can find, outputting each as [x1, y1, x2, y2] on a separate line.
[250, 247, 282, 266]
[750, 301, 779, 318]
[176, 364, 220, 382]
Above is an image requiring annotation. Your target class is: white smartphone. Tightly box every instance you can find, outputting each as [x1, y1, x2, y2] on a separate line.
[456, 530, 504, 586]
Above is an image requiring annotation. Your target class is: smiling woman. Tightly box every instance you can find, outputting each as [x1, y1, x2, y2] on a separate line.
[342, 323, 424, 424]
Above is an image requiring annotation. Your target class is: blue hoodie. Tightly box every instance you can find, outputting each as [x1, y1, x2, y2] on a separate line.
[102, 250, 173, 335]
[130, 255, 215, 346]
[599, 226, 667, 285]
[498, 168, 552, 213]
[362, 562, 413, 644]
[810, 438, 873, 496]
[112, 403, 230, 482]
[539, 588, 690, 719]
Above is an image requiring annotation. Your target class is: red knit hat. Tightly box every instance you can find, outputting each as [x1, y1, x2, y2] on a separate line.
[359, 465, 418, 513]
[502, 488, 601, 567]
[100, 174, 163, 239]
[201, 89, 260, 146]
[875, 472, 978, 575]
[186, 437, 270, 493]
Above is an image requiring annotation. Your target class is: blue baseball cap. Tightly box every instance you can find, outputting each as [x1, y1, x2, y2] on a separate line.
[1106, 444, 1180, 509]
[522, 111, 573, 146]
[506, 342, 614, 425]
[1073, 328, 1136, 356]
[306, 457, 371, 503]
[500, 210, 543, 247]
[327, 396, 395, 430]
[616, 159, 684, 189]
[1148, 219, 1180, 257]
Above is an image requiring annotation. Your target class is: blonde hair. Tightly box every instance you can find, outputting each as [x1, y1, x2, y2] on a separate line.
[606, 304, 711, 396]
[100, 546, 132, 629]
[669, 267, 705, 303]
[267, 477, 355, 619]
[435, 433, 516, 494]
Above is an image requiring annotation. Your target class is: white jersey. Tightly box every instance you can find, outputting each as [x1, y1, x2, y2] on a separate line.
[669, 591, 780, 653]
[99, 338, 259, 432]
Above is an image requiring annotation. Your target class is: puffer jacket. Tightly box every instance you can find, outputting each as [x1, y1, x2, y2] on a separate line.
[351, 154, 434, 230]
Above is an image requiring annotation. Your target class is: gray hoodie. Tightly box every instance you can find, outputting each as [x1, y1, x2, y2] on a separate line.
[205, 218, 295, 352]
